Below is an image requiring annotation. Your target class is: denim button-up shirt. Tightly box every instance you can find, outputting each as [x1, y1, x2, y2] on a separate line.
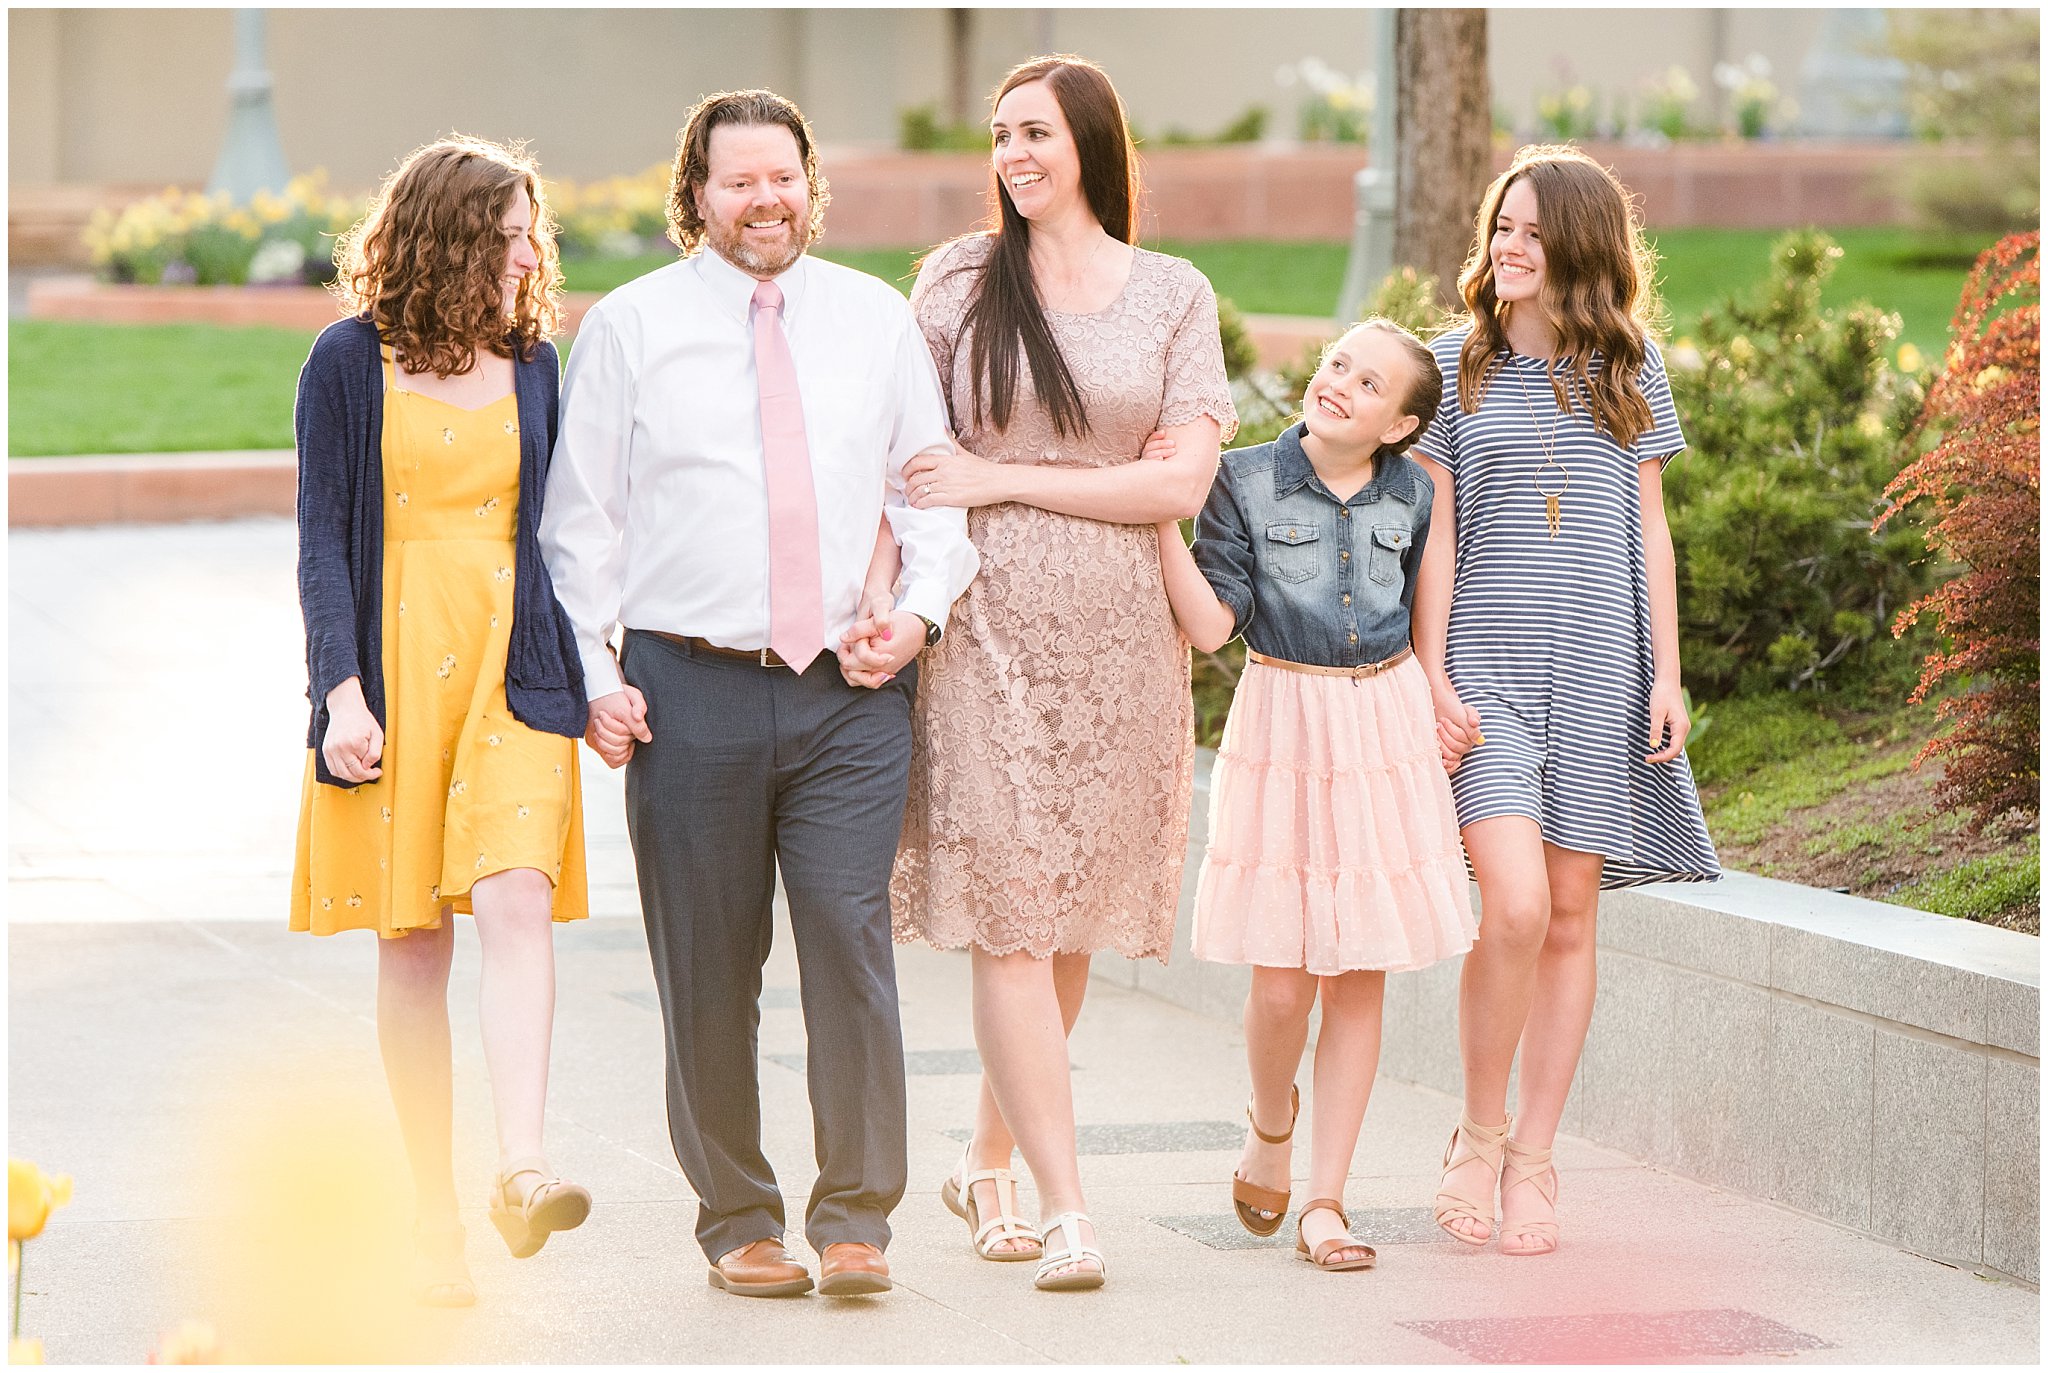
[1192, 423, 1434, 667]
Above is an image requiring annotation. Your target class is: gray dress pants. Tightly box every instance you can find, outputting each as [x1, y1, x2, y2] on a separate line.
[619, 629, 914, 1263]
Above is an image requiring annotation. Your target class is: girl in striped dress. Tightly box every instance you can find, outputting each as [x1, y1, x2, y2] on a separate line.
[1413, 145, 1719, 1257]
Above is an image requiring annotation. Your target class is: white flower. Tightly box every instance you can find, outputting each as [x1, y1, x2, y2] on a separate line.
[248, 237, 307, 285]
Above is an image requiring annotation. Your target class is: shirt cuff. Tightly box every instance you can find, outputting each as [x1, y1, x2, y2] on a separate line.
[893, 581, 956, 635]
[580, 643, 624, 699]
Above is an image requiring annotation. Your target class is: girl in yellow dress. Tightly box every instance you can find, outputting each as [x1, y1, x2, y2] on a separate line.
[290, 137, 592, 1306]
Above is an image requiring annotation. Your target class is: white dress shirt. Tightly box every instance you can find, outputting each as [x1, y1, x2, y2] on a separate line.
[540, 248, 980, 698]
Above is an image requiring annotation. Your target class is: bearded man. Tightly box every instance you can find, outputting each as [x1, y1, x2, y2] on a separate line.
[540, 89, 976, 1298]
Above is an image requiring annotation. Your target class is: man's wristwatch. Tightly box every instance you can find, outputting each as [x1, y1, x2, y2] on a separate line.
[913, 614, 942, 649]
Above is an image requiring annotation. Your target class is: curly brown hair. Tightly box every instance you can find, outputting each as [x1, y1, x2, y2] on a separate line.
[1454, 144, 1666, 446]
[332, 135, 562, 378]
[665, 89, 830, 256]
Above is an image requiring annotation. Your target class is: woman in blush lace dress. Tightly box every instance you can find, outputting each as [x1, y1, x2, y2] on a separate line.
[885, 54, 1235, 1292]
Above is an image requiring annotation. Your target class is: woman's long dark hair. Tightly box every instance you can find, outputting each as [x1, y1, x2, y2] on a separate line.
[953, 54, 1140, 440]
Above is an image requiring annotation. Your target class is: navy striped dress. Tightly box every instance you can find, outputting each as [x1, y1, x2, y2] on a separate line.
[1416, 326, 1719, 889]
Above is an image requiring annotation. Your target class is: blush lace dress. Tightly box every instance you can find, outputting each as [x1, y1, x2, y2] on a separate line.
[891, 237, 1238, 961]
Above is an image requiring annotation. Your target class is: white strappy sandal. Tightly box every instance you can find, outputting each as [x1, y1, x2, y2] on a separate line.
[941, 1148, 1044, 1262]
[1033, 1211, 1106, 1292]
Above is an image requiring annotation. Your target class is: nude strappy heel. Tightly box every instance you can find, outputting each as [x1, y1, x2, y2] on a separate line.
[1231, 1082, 1300, 1237]
[941, 1146, 1043, 1262]
[1295, 1198, 1376, 1272]
[488, 1155, 592, 1259]
[1499, 1135, 1560, 1257]
[1433, 1113, 1508, 1247]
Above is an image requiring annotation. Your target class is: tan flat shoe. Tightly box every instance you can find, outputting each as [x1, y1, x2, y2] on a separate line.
[489, 1155, 591, 1259]
[1295, 1198, 1376, 1272]
[1433, 1113, 1507, 1247]
[1500, 1136, 1560, 1257]
[1231, 1082, 1300, 1237]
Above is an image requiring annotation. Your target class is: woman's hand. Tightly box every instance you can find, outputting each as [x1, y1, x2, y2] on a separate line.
[1141, 430, 1178, 462]
[1430, 676, 1483, 776]
[905, 439, 1011, 510]
[1645, 677, 1691, 763]
[586, 685, 652, 769]
[322, 677, 384, 784]
[837, 610, 927, 687]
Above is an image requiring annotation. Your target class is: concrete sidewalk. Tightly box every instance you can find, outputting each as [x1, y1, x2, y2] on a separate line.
[8, 518, 2040, 1364]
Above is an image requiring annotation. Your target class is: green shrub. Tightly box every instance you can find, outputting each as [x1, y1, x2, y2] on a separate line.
[898, 105, 990, 152]
[1685, 692, 1847, 788]
[1664, 230, 1934, 697]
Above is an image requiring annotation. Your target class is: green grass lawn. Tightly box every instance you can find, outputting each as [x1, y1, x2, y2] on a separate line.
[577, 227, 1984, 357]
[9, 226, 1989, 457]
[9, 320, 318, 456]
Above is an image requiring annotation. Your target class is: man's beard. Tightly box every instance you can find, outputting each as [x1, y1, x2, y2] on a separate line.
[708, 209, 807, 277]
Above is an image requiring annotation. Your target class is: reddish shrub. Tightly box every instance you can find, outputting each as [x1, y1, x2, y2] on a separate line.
[1876, 231, 2040, 830]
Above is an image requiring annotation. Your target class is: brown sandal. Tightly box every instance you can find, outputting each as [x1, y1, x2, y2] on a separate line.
[1295, 1198, 1376, 1272]
[1231, 1083, 1300, 1237]
[489, 1155, 591, 1259]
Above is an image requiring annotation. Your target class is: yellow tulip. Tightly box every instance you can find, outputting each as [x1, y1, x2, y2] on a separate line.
[7, 1161, 71, 1242]
[148, 1320, 227, 1364]
[8, 1339, 41, 1364]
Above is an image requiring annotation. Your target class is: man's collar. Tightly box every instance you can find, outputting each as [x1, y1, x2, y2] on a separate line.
[694, 246, 810, 325]
[1274, 422, 1416, 503]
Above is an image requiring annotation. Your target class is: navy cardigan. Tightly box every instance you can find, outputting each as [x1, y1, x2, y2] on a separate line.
[295, 315, 587, 787]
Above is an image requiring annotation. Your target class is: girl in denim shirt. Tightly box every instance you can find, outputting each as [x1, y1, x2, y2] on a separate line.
[1154, 319, 1477, 1272]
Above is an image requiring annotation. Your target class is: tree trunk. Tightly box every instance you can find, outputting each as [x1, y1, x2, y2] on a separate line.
[947, 9, 974, 126]
[1394, 10, 1493, 309]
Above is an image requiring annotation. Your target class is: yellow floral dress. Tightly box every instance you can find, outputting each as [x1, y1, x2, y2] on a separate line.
[290, 348, 588, 937]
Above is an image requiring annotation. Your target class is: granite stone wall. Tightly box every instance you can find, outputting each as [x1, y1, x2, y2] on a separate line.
[1094, 751, 2042, 1284]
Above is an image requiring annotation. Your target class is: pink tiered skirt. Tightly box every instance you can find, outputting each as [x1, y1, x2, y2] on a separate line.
[1191, 656, 1477, 974]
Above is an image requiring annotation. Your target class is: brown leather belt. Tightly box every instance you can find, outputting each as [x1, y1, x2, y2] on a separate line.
[642, 629, 792, 668]
[1246, 646, 1414, 678]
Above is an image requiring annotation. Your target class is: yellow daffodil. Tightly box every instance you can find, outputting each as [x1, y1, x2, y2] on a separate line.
[7, 1161, 71, 1242]
[8, 1339, 42, 1364]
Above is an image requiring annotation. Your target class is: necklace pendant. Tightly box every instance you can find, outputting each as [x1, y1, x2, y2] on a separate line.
[1545, 493, 1562, 538]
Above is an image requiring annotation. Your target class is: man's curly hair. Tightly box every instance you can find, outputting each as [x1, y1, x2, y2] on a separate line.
[332, 135, 562, 377]
[666, 89, 830, 256]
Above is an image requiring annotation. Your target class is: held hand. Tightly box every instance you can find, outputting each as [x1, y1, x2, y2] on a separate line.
[1430, 678, 1483, 776]
[1140, 429, 1179, 462]
[837, 610, 927, 688]
[1645, 678, 1690, 764]
[586, 686, 652, 769]
[321, 678, 383, 784]
[904, 439, 1008, 510]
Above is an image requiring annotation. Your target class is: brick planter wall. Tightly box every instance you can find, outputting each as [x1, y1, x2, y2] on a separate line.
[11, 141, 1959, 270]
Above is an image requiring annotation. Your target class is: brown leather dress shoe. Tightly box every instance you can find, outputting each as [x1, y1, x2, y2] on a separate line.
[817, 1241, 893, 1296]
[707, 1238, 813, 1298]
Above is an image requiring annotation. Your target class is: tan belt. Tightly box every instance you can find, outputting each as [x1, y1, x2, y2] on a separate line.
[1246, 646, 1413, 678]
[642, 630, 792, 669]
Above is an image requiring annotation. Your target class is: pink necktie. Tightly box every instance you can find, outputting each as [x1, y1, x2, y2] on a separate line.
[751, 278, 824, 673]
